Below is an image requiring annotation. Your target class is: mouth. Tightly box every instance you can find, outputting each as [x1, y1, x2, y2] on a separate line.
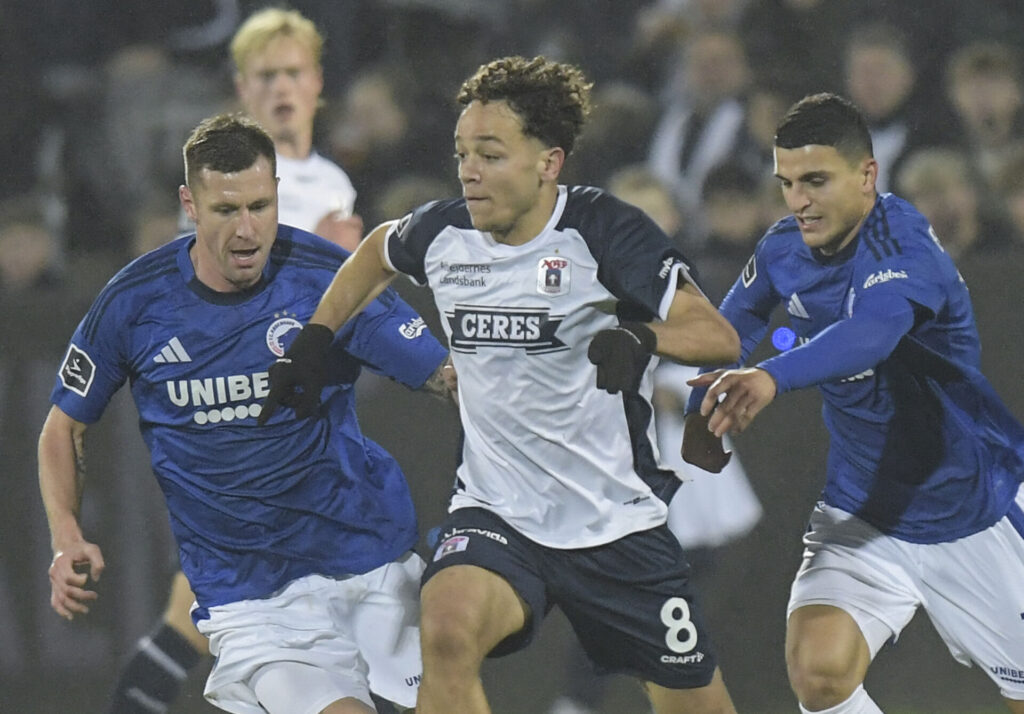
[230, 246, 260, 266]
[796, 215, 822, 231]
[272, 103, 295, 121]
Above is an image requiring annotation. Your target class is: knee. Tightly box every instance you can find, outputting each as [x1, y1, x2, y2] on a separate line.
[419, 600, 487, 671]
[786, 643, 860, 709]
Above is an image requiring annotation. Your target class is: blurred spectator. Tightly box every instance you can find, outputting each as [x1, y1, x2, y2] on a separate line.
[129, 198, 184, 260]
[698, 161, 766, 303]
[647, 29, 752, 238]
[732, 79, 798, 183]
[844, 23, 941, 193]
[945, 40, 1024, 193]
[607, 165, 687, 245]
[895, 146, 1014, 260]
[994, 147, 1024, 246]
[0, 195, 63, 294]
[563, 82, 659, 189]
[371, 175, 456, 229]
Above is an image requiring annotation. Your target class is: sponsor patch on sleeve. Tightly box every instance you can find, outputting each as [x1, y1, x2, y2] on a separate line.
[59, 344, 95, 397]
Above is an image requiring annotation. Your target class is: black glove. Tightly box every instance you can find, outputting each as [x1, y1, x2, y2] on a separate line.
[587, 321, 657, 394]
[257, 323, 334, 425]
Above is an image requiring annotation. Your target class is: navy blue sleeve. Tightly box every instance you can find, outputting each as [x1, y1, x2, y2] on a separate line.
[758, 289, 914, 394]
[564, 186, 698, 321]
[386, 199, 471, 285]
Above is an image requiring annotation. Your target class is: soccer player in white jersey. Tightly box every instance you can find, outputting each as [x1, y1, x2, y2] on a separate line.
[43, 114, 452, 714]
[261, 56, 743, 714]
[109, 10, 369, 712]
[686, 93, 1024, 713]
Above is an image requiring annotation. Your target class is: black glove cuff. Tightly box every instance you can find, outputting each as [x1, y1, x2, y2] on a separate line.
[620, 321, 657, 354]
[290, 322, 335, 356]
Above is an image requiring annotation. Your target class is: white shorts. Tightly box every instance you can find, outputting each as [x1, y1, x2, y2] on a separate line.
[788, 487, 1024, 700]
[196, 552, 424, 714]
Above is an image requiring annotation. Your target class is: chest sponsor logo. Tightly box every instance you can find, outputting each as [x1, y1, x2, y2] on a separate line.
[439, 260, 490, 288]
[166, 371, 270, 425]
[446, 305, 567, 354]
[266, 315, 304, 357]
[537, 256, 571, 295]
[863, 268, 908, 289]
[59, 344, 95, 397]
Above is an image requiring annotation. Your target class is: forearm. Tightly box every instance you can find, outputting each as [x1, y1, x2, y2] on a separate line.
[758, 297, 915, 394]
[310, 222, 397, 331]
[38, 407, 87, 551]
[651, 285, 741, 366]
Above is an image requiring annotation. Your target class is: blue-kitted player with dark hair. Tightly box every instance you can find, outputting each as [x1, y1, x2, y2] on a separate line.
[38, 113, 452, 714]
[684, 93, 1024, 714]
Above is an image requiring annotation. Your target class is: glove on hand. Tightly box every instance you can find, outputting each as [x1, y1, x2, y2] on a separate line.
[257, 323, 334, 425]
[587, 321, 657, 394]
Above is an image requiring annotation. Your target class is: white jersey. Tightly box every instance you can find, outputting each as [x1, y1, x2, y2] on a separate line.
[385, 185, 700, 548]
[276, 151, 357, 231]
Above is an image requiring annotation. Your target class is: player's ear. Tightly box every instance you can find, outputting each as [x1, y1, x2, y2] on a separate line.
[861, 158, 879, 193]
[179, 185, 197, 222]
[538, 147, 565, 181]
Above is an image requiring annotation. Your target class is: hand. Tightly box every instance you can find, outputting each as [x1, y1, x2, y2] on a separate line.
[315, 211, 364, 252]
[687, 368, 777, 437]
[49, 542, 104, 621]
[258, 323, 335, 425]
[682, 412, 732, 473]
[587, 322, 657, 394]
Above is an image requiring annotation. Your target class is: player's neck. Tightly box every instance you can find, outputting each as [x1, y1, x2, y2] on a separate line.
[274, 134, 313, 161]
[493, 185, 558, 247]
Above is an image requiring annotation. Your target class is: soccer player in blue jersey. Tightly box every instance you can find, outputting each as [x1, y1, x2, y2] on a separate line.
[261, 56, 742, 714]
[39, 113, 451, 714]
[684, 93, 1024, 714]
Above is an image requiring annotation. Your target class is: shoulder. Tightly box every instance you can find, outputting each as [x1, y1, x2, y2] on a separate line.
[401, 198, 471, 235]
[557, 185, 646, 232]
[756, 215, 803, 260]
[308, 151, 355, 186]
[866, 194, 941, 258]
[269, 225, 348, 275]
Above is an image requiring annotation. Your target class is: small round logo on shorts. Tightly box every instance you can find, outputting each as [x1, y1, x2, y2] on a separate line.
[433, 535, 469, 562]
[266, 316, 304, 357]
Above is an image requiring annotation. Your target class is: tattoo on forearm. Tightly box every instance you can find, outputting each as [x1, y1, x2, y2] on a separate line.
[421, 364, 451, 402]
[72, 431, 86, 502]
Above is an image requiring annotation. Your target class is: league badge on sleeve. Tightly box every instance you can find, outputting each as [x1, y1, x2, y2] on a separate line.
[59, 344, 95, 397]
[537, 256, 571, 296]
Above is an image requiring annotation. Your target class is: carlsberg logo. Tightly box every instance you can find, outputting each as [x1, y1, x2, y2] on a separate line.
[863, 269, 908, 289]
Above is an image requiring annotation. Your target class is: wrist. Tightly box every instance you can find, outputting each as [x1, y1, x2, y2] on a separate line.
[621, 321, 657, 354]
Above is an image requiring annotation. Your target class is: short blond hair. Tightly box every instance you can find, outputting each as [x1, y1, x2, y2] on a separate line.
[230, 7, 323, 73]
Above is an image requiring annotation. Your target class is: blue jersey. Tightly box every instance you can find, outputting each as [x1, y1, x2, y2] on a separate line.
[51, 226, 448, 614]
[697, 194, 1024, 543]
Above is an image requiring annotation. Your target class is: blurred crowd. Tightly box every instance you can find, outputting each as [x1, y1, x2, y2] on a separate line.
[3, 0, 1024, 298]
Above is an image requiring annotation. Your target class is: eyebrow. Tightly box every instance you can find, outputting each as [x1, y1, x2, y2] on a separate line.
[775, 170, 830, 182]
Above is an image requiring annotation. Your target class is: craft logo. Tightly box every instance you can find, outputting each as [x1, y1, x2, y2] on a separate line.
[445, 305, 567, 354]
[537, 256, 571, 295]
[59, 344, 95, 397]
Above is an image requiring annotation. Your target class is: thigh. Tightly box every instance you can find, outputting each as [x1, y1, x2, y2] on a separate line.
[918, 494, 1024, 700]
[344, 552, 423, 709]
[550, 525, 720, 689]
[197, 575, 372, 714]
[788, 503, 920, 654]
[422, 507, 545, 656]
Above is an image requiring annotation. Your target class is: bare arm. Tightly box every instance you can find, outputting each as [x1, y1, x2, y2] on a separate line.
[38, 405, 105, 620]
[419, 354, 459, 405]
[650, 283, 741, 366]
[310, 221, 398, 331]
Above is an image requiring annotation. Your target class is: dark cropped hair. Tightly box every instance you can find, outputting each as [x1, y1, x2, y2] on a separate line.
[183, 113, 277, 188]
[774, 93, 873, 162]
[457, 55, 592, 155]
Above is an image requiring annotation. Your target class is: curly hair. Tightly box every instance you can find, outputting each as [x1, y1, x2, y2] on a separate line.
[457, 56, 592, 155]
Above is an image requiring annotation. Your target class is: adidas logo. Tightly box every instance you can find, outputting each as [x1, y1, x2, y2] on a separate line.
[787, 294, 810, 319]
[154, 337, 192, 363]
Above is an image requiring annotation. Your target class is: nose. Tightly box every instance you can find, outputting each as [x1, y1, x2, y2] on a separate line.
[458, 156, 480, 185]
[237, 209, 257, 239]
[783, 184, 810, 213]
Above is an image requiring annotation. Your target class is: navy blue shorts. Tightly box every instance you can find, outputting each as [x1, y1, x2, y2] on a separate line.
[422, 507, 719, 689]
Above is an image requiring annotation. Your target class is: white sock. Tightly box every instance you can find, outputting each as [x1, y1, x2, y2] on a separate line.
[799, 684, 883, 714]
